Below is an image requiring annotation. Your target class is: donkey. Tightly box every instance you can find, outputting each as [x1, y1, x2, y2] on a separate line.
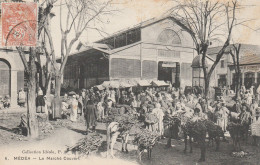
[106, 122, 129, 158]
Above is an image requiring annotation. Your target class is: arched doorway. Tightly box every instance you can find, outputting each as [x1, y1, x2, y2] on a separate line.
[0, 59, 11, 97]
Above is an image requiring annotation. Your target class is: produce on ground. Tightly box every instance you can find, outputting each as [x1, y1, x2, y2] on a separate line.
[66, 133, 103, 157]
[133, 129, 160, 150]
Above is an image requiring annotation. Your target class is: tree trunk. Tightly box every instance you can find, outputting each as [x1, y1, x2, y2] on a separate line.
[45, 75, 52, 99]
[55, 74, 62, 97]
[52, 74, 62, 119]
[204, 77, 210, 102]
[27, 48, 39, 138]
[236, 71, 241, 100]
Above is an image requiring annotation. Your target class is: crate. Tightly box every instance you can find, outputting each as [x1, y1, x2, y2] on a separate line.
[251, 123, 260, 136]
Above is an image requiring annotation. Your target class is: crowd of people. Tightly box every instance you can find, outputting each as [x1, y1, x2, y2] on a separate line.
[4, 81, 260, 142]
[57, 83, 260, 139]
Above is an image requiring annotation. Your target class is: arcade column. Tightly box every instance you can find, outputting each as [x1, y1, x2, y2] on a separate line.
[10, 70, 18, 107]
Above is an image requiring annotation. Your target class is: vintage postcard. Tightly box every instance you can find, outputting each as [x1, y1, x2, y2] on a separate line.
[0, 0, 260, 165]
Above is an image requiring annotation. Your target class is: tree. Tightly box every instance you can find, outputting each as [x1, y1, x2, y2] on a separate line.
[50, 0, 114, 114]
[15, 0, 57, 138]
[230, 43, 241, 99]
[168, 0, 242, 100]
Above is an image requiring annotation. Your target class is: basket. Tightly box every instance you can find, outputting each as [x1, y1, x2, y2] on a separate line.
[251, 123, 260, 136]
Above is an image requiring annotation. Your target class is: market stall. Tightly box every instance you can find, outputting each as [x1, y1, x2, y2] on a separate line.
[101, 81, 120, 89]
[94, 85, 105, 91]
[137, 80, 152, 87]
[151, 80, 169, 87]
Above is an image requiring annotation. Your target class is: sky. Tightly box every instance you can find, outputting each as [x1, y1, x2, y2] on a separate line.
[50, 0, 176, 55]
[3, 0, 260, 55]
[50, 0, 260, 57]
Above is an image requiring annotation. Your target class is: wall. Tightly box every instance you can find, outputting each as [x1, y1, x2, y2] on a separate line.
[141, 18, 194, 86]
[0, 50, 24, 107]
[110, 44, 142, 79]
[108, 18, 195, 85]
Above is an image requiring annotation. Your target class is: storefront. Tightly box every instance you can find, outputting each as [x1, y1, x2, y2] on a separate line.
[230, 54, 260, 89]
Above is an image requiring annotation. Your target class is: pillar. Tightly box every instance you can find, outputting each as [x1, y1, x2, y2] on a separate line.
[11, 70, 18, 107]
[255, 72, 257, 84]
[242, 72, 244, 86]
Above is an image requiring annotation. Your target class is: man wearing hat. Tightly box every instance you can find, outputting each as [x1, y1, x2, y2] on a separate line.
[232, 98, 242, 114]
[152, 103, 165, 138]
[105, 97, 113, 116]
[18, 88, 26, 107]
[250, 97, 259, 123]
[70, 95, 78, 122]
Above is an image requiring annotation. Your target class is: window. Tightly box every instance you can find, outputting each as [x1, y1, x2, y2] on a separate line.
[142, 60, 157, 79]
[111, 58, 141, 78]
[115, 33, 127, 48]
[98, 28, 141, 49]
[220, 60, 225, 68]
[157, 29, 181, 45]
[102, 38, 115, 48]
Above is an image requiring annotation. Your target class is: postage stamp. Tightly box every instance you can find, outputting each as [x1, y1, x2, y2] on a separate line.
[1, 2, 38, 47]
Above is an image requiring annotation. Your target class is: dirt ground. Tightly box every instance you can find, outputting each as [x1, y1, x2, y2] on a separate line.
[0, 110, 260, 165]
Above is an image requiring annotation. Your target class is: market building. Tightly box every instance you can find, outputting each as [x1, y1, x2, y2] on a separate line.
[61, 16, 195, 89]
[207, 44, 260, 89]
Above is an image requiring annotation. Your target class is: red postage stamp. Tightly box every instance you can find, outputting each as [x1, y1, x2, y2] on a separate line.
[1, 2, 38, 47]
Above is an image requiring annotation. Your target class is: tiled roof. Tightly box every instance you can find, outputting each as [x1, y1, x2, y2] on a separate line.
[239, 54, 260, 65]
[207, 44, 260, 56]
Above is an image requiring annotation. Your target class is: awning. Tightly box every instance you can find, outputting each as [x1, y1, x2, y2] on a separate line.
[119, 81, 132, 88]
[137, 80, 151, 86]
[101, 81, 120, 88]
[151, 80, 169, 87]
[94, 85, 105, 90]
[125, 79, 138, 86]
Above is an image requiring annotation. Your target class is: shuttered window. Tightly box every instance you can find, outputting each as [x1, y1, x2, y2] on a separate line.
[142, 60, 157, 79]
[111, 58, 141, 78]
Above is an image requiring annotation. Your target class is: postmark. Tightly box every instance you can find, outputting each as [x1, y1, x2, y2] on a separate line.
[1, 2, 37, 47]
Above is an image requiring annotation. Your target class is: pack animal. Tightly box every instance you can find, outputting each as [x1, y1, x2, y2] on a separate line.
[106, 122, 129, 158]
[136, 137, 157, 162]
[182, 118, 224, 162]
[227, 122, 243, 151]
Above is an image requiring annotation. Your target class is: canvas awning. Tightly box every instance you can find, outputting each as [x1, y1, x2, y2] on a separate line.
[101, 81, 120, 88]
[94, 85, 105, 90]
[125, 79, 138, 86]
[151, 80, 169, 87]
[137, 80, 151, 86]
[119, 81, 132, 88]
